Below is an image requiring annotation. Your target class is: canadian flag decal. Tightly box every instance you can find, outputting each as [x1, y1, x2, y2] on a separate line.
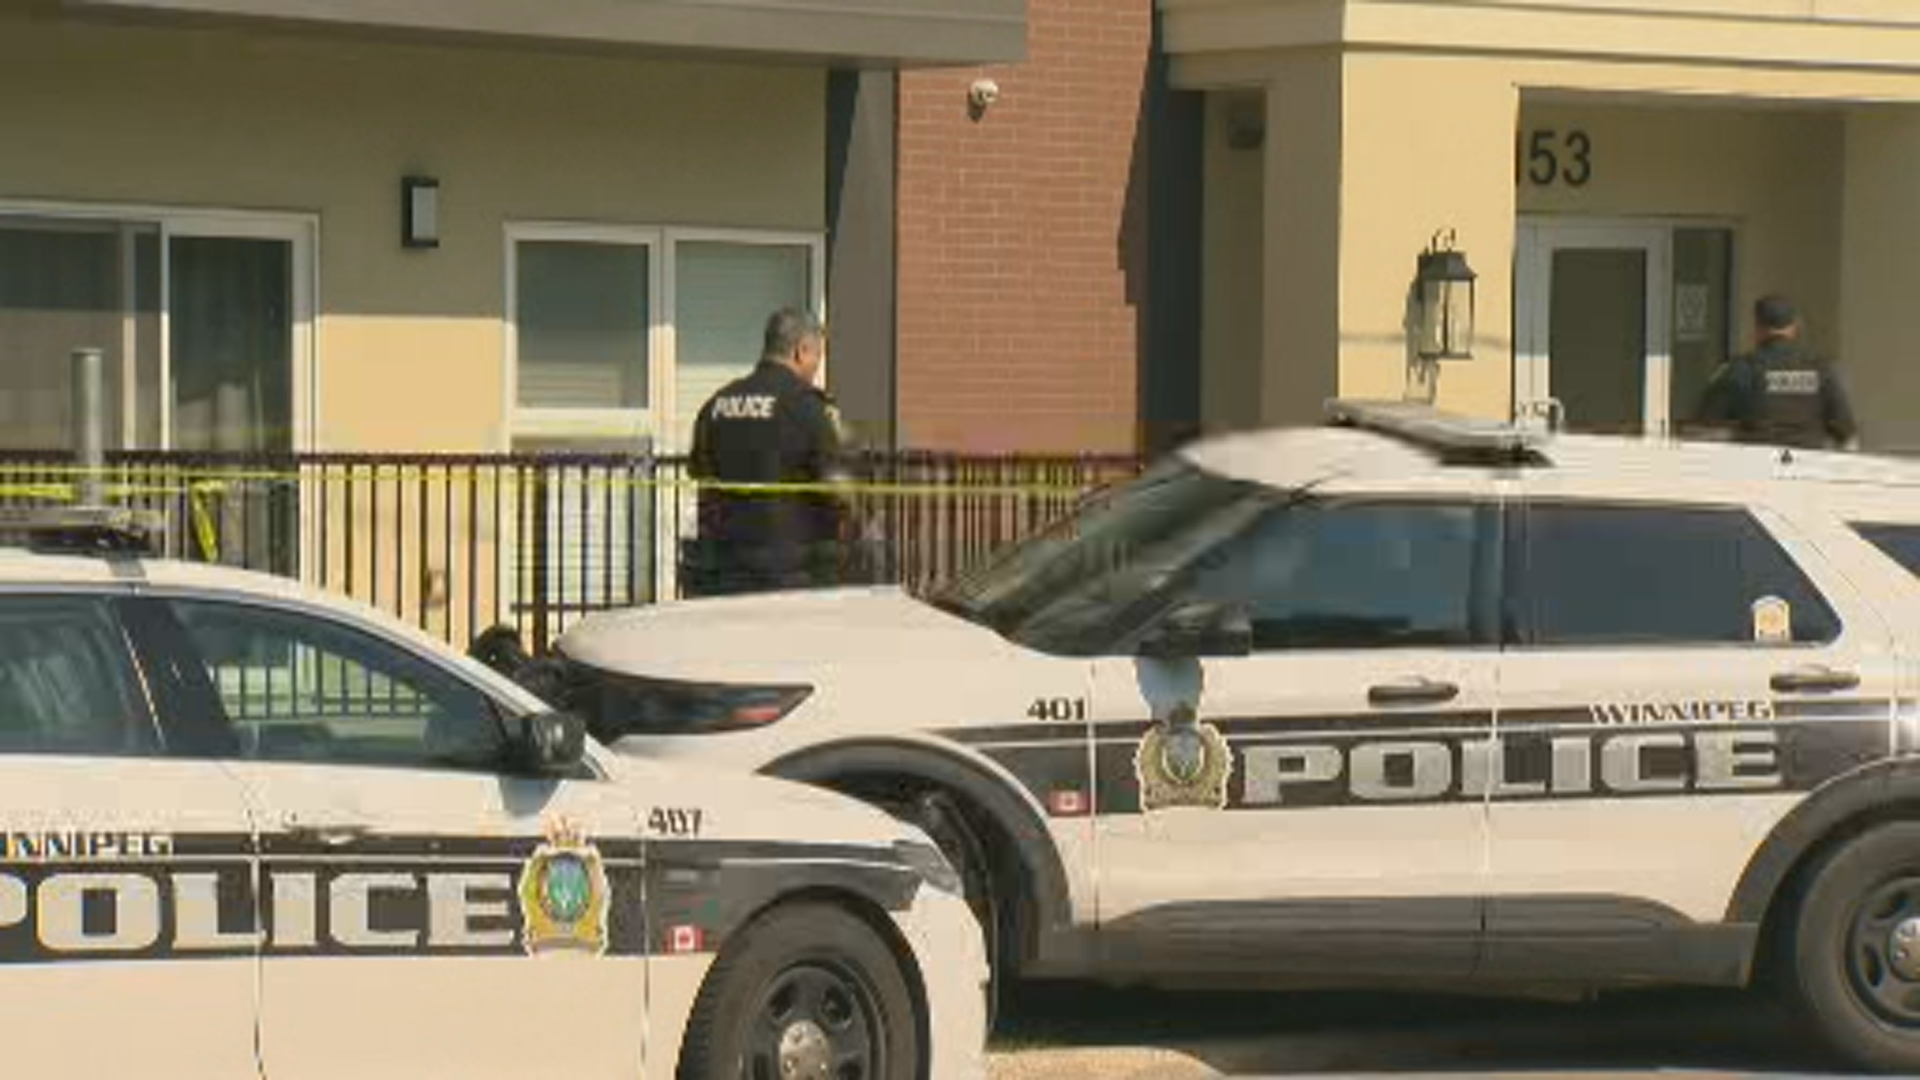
[667, 924, 707, 954]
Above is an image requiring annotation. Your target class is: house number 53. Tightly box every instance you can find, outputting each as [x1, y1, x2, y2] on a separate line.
[1519, 129, 1592, 188]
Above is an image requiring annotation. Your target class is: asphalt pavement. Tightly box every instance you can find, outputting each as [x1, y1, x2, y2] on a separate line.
[986, 984, 1867, 1079]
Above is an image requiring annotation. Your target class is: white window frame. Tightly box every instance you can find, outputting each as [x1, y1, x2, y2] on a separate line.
[502, 222, 667, 444]
[0, 199, 321, 453]
[502, 221, 827, 604]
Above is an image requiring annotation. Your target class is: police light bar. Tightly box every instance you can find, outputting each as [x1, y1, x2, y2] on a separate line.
[0, 506, 159, 555]
[1322, 398, 1549, 463]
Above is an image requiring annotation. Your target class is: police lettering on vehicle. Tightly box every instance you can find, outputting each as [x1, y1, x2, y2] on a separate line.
[0, 819, 642, 964]
[1239, 727, 1785, 807]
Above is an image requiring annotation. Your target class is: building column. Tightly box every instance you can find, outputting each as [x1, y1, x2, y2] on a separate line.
[825, 69, 897, 449]
[1260, 54, 1345, 426]
[1200, 90, 1266, 435]
[1338, 54, 1520, 419]
[1842, 105, 1920, 453]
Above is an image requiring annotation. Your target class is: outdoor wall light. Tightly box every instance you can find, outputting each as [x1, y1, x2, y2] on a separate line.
[402, 176, 440, 250]
[968, 78, 1000, 121]
[1415, 229, 1477, 360]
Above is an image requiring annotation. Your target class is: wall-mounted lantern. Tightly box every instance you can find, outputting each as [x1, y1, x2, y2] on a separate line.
[402, 176, 440, 250]
[1415, 229, 1477, 360]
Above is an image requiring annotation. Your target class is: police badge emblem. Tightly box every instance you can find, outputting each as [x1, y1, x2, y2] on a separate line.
[519, 818, 611, 956]
[1753, 595, 1793, 645]
[1134, 706, 1234, 812]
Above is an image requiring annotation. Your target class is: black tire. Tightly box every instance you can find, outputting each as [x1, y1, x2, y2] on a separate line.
[1787, 821, 1920, 1074]
[891, 789, 1008, 1030]
[678, 903, 920, 1080]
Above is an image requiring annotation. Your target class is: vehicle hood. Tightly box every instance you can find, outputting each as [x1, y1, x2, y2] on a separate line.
[555, 586, 1024, 684]
[597, 750, 918, 848]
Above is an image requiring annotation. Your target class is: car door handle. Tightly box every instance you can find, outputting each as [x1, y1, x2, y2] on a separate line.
[1771, 666, 1862, 694]
[1369, 678, 1461, 706]
[283, 819, 372, 847]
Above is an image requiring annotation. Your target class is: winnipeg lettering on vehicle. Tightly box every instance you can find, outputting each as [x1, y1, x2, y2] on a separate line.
[1585, 699, 1777, 725]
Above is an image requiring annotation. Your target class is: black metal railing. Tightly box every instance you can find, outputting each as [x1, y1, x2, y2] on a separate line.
[0, 449, 1142, 653]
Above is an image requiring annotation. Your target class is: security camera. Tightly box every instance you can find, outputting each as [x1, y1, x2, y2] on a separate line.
[968, 78, 1000, 118]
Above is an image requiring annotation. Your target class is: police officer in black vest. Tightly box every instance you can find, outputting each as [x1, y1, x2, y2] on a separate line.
[1695, 295, 1859, 451]
[684, 308, 847, 597]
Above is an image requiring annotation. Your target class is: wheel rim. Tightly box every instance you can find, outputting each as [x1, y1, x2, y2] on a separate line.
[745, 961, 884, 1080]
[1845, 874, 1920, 1028]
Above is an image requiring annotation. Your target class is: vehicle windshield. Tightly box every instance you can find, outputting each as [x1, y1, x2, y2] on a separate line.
[923, 461, 1278, 653]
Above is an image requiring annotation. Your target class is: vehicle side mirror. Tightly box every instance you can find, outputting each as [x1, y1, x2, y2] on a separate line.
[513, 710, 587, 777]
[1138, 601, 1252, 659]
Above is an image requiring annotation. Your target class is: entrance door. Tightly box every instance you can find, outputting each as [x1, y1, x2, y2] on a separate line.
[0, 209, 313, 456]
[0, 208, 315, 575]
[1516, 220, 1671, 437]
[166, 217, 314, 576]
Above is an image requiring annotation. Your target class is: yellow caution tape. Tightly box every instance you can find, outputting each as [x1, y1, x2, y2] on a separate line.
[0, 479, 229, 561]
[189, 484, 219, 562]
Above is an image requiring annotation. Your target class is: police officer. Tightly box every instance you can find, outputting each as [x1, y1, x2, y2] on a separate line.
[1695, 295, 1859, 451]
[685, 308, 847, 597]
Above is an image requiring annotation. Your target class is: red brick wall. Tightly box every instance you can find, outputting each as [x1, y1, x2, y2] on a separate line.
[895, 0, 1151, 454]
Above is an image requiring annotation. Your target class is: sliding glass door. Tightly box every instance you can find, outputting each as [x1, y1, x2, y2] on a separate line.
[0, 209, 312, 452]
[0, 207, 314, 570]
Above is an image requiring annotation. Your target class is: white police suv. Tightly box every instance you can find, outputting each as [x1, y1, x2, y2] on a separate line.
[0, 512, 985, 1080]
[531, 401, 1920, 1073]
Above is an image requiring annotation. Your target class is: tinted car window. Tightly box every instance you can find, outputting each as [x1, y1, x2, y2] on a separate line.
[932, 462, 1271, 653]
[1852, 523, 1920, 579]
[1179, 502, 1495, 651]
[169, 600, 506, 771]
[1519, 504, 1839, 646]
[0, 596, 156, 756]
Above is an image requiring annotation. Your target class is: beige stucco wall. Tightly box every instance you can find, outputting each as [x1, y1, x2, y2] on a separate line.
[1841, 105, 1920, 453]
[1201, 92, 1266, 433]
[1340, 53, 1519, 419]
[0, 12, 825, 454]
[1518, 100, 1848, 362]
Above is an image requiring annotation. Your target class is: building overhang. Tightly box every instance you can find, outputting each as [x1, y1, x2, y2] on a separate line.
[60, 0, 1027, 67]
[1163, 0, 1920, 87]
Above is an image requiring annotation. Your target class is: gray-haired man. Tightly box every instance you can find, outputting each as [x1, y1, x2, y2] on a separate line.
[685, 308, 848, 596]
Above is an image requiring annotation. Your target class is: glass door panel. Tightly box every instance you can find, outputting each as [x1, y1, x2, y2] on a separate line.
[169, 236, 294, 454]
[1548, 248, 1648, 436]
[1670, 228, 1736, 424]
[165, 224, 309, 577]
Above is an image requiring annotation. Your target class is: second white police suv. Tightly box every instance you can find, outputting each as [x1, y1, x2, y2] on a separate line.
[540, 400, 1920, 1074]
[0, 518, 986, 1080]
